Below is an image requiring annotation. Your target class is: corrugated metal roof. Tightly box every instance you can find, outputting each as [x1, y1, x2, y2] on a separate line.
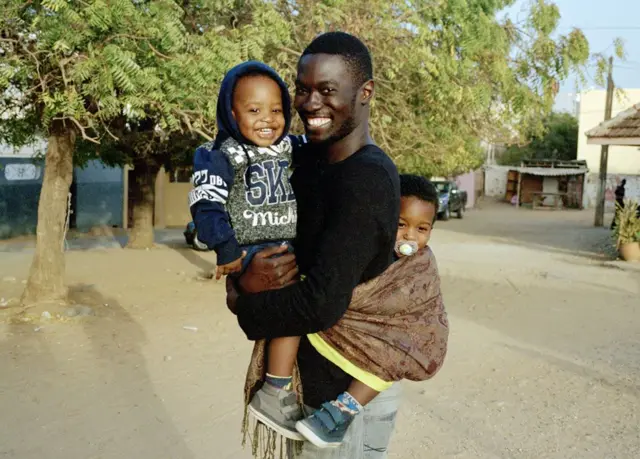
[585, 103, 640, 139]
[515, 167, 588, 176]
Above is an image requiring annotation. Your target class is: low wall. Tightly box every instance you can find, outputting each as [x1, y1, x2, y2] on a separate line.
[583, 173, 640, 209]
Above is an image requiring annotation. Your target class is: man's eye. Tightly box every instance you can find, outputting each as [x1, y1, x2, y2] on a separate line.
[295, 87, 308, 95]
[321, 88, 336, 95]
[273, 108, 282, 113]
[398, 223, 406, 228]
[250, 108, 259, 113]
[419, 227, 430, 232]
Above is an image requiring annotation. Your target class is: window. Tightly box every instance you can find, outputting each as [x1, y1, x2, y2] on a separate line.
[4, 163, 42, 181]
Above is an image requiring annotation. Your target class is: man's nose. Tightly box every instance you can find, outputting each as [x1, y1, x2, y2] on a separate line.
[302, 90, 322, 112]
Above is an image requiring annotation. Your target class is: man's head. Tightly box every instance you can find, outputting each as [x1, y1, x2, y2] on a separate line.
[397, 174, 439, 253]
[294, 32, 374, 144]
[232, 73, 286, 147]
[621, 179, 627, 186]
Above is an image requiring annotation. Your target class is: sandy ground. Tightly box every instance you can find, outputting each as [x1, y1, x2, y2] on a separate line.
[1, 202, 639, 459]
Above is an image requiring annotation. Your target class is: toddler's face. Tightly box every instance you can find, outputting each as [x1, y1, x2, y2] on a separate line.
[396, 196, 436, 256]
[232, 75, 285, 147]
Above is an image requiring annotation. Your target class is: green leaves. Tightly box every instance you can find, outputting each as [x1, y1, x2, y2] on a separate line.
[0, 0, 599, 178]
[498, 112, 579, 165]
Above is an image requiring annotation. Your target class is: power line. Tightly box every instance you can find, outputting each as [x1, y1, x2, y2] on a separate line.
[561, 26, 640, 31]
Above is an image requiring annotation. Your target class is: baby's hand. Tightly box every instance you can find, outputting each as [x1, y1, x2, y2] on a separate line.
[215, 252, 246, 280]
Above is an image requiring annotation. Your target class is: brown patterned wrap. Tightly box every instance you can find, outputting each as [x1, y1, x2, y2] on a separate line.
[316, 247, 449, 382]
[238, 248, 449, 457]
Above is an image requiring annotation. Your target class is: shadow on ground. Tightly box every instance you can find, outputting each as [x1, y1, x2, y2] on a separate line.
[0, 285, 196, 459]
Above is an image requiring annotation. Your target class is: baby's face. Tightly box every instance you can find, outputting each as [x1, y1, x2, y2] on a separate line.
[396, 196, 436, 256]
[232, 75, 285, 147]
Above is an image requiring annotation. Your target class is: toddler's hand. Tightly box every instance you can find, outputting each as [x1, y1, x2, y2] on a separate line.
[215, 251, 246, 280]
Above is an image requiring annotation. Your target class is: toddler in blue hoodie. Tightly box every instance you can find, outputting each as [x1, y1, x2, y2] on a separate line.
[189, 62, 298, 279]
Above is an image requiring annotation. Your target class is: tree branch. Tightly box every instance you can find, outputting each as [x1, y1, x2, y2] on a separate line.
[54, 117, 100, 144]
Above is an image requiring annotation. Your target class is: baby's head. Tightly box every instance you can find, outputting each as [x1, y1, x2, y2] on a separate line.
[216, 61, 291, 148]
[232, 73, 286, 147]
[396, 174, 439, 257]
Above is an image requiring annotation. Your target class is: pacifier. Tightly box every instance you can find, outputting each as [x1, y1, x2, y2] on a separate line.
[395, 240, 418, 257]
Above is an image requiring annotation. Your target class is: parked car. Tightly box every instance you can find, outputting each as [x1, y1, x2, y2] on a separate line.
[432, 180, 467, 220]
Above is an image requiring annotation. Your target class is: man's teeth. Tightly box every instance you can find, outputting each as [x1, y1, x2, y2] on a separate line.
[259, 129, 273, 134]
[308, 118, 331, 127]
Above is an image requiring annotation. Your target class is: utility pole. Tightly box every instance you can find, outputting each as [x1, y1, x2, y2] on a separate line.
[594, 56, 614, 227]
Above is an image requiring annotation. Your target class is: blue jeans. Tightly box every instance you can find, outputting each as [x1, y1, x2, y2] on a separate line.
[288, 383, 402, 459]
[240, 241, 292, 272]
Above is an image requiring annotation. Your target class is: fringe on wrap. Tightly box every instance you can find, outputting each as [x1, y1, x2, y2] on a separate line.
[241, 339, 304, 459]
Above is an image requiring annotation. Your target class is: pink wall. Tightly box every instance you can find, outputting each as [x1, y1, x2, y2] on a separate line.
[455, 171, 476, 208]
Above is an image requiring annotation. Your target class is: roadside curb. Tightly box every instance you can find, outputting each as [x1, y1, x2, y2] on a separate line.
[603, 260, 640, 273]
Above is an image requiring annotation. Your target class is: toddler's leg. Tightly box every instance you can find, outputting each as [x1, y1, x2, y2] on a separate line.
[247, 336, 304, 441]
[296, 379, 380, 449]
[266, 336, 301, 388]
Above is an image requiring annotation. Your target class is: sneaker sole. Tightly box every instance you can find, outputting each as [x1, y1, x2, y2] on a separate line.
[248, 404, 305, 441]
[295, 420, 341, 449]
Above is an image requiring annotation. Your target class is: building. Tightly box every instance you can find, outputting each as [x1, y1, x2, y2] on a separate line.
[0, 141, 124, 239]
[577, 89, 640, 209]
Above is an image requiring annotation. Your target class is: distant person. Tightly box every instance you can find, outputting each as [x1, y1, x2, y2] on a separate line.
[611, 179, 626, 229]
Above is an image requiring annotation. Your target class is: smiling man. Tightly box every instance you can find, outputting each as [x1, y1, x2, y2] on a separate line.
[231, 32, 401, 458]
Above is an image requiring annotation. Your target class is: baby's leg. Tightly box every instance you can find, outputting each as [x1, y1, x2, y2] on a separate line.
[346, 379, 380, 407]
[266, 336, 301, 386]
[295, 379, 381, 448]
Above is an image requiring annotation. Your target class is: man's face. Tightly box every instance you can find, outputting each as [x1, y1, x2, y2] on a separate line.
[294, 54, 365, 144]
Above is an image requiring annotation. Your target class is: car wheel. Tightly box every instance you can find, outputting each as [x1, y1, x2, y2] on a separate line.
[457, 206, 464, 219]
[440, 206, 450, 221]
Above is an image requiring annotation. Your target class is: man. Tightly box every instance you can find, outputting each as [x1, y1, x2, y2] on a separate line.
[227, 32, 401, 458]
[611, 178, 626, 229]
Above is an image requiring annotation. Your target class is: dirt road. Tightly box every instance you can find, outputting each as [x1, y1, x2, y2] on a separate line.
[1, 204, 638, 459]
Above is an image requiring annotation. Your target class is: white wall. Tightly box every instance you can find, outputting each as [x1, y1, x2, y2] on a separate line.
[0, 139, 47, 158]
[577, 89, 640, 175]
[484, 165, 510, 198]
[577, 89, 640, 208]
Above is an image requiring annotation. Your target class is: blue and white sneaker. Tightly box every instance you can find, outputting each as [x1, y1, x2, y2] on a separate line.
[295, 402, 356, 448]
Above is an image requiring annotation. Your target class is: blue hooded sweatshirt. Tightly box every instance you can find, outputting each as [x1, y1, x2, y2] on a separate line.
[189, 61, 299, 265]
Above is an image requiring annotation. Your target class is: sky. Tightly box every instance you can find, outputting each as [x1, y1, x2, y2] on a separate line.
[505, 0, 640, 112]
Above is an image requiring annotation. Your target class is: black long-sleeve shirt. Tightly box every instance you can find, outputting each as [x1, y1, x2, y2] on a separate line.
[236, 143, 400, 408]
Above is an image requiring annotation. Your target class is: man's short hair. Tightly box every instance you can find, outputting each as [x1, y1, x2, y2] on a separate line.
[301, 32, 373, 86]
[400, 174, 440, 215]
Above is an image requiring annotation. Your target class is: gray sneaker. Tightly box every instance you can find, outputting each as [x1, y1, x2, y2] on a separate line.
[248, 384, 304, 441]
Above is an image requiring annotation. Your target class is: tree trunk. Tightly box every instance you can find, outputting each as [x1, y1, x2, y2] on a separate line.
[21, 123, 76, 306]
[127, 160, 158, 249]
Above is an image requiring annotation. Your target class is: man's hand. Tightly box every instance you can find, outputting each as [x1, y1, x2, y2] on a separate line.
[215, 251, 246, 280]
[238, 244, 298, 293]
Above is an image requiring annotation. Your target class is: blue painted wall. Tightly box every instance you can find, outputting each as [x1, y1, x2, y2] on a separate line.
[74, 160, 124, 231]
[0, 158, 44, 239]
[0, 158, 123, 239]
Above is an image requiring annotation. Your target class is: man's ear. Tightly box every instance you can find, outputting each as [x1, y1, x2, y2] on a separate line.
[231, 109, 237, 120]
[360, 80, 375, 105]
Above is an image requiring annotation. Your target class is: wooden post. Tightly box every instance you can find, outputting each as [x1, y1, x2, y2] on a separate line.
[154, 166, 166, 229]
[122, 165, 129, 229]
[594, 56, 614, 227]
